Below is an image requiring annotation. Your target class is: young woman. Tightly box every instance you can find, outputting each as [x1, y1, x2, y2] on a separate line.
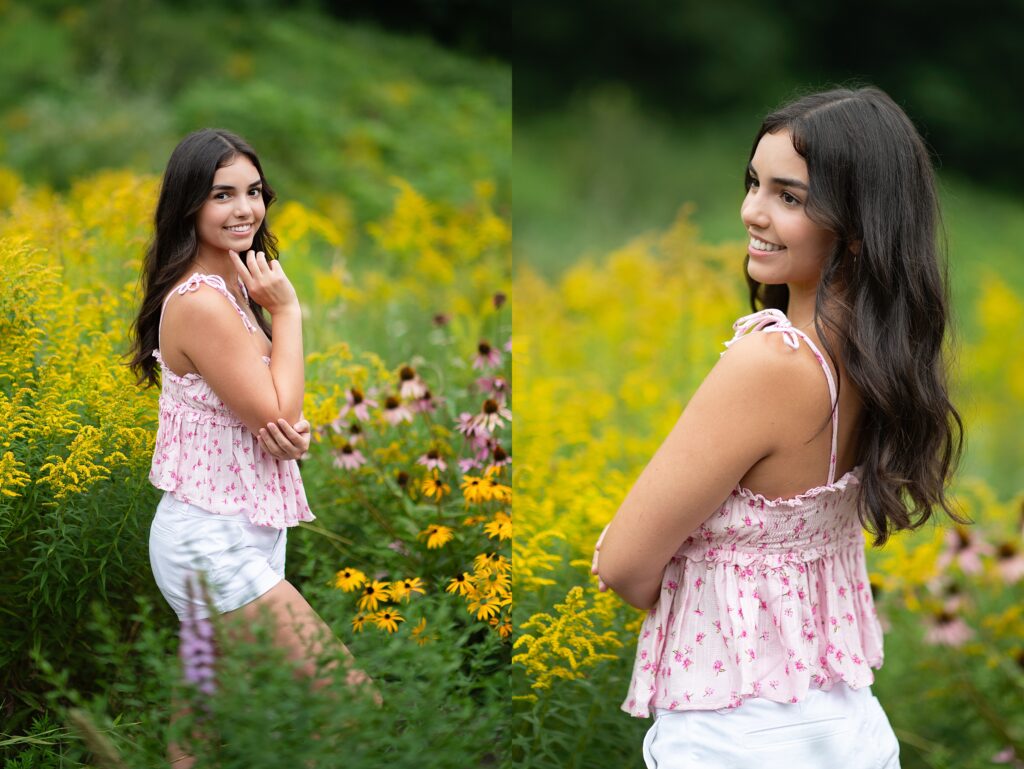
[593, 87, 964, 768]
[129, 128, 370, 766]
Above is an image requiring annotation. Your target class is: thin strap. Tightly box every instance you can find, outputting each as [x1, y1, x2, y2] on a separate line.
[723, 309, 840, 485]
[157, 273, 256, 353]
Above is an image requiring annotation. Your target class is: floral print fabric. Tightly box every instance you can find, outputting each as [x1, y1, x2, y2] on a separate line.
[622, 310, 884, 717]
[149, 273, 315, 529]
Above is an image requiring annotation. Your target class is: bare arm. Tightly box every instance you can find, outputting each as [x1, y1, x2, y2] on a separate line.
[597, 333, 799, 609]
[176, 251, 304, 433]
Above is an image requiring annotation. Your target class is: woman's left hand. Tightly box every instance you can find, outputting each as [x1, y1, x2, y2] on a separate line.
[257, 417, 311, 460]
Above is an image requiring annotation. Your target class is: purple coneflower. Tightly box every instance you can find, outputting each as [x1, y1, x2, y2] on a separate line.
[433, 313, 450, 327]
[334, 387, 377, 425]
[473, 340, 502, 370]
[417, 449, 447, 473]
[923, 610, 974, 647]
[399, 365, 427, 400]
[996, 540, 1024, 584]
[488, 443, 511, 470]
[937, 525, 993, 575]
[332, 443, 367, 470]
[476, 376, 508, 402]
[412, 389, 439, 414]
[455, 412, 478, 438]
[458, 456, 483, 474]
[383, 395, 414, 426]
[493, 291, 506, 309]
[472, 398, 512, 433]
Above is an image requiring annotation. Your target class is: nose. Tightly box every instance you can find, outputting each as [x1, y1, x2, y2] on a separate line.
[234, 195, 253, 218]
[741, 188, 769, 231]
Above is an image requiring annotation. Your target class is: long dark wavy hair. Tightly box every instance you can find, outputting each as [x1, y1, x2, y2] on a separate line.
[744, 86, 966, 546]
[127, 129, 278, 389]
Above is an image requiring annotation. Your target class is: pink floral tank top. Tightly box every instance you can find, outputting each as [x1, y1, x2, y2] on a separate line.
[622, 309, 884, 718]
[149, 273, 315, 529]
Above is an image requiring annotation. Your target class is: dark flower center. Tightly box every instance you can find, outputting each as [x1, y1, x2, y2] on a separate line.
[483, 399, 498, 415]
[936, 611, 954, 625]
[342, 444, 354, 455]
[400, 366, 415, 381]
[427, 449, 440, 460]
[998, 542, 1018, 559]
[478, 341, 492, 355]
[351, 388, 364, 405]
[493, 445, 507, 462]
[396, 471, 409, 486]
[350, 423, 362, 436]
[385, 396, 400, 409]
[955, 528, 971, 550]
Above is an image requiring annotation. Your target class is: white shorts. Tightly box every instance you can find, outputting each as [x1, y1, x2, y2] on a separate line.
[149, 491, 287, 621]
[642, 683, 900, 769]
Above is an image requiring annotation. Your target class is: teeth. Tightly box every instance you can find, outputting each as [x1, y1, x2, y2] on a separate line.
[226, 224, 251, 232]
[751, 236, 784, 252]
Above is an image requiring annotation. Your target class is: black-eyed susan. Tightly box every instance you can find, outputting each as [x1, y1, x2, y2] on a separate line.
[351, 614, 368, 633]
[468, 593, 503, 621]
[446, 572, 473, 596]
[484, 511, 512, 541]
[475, 566, 511, 597]
[419, 524, 454, 549]
[334, 566, 368, 592]
[373, 608, 405, 633]
[410, 616, 431, 646]
[389, 576, 425, 602]
[357, 580, 391, 612]
[422, 475, 450, 501]
[473, 551, 509, 574]
[491, 615, 513, 640]
[460, 475, 488, 504]
[462, 513, 488, 526]
[484, 476, 511, 503]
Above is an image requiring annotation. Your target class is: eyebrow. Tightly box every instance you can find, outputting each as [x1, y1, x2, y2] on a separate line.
[210, 180, 263, 192]
[747, 164, 808, 191]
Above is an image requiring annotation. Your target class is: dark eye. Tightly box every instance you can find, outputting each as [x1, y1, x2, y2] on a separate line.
[747, 177, 759, 190]
[781, 191, 800, 205]
[249, 188, 262, 197]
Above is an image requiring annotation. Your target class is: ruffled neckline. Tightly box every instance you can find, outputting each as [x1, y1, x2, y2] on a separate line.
[734, 465, 862, 508]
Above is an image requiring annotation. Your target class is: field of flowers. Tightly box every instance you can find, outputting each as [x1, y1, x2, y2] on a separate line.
[511, 209, 1024, 768]
[0, 148, 510, 765]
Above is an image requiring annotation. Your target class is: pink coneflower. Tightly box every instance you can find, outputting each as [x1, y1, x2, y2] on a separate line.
[488, 443, 511, 470]
[923, 610, 974, 647]
[473, 340, 502, 370]
[995, 540, 1024, 584]
[455, 412, 479, 437]
[991, 746, 1024, 768]
[433, 313, 450, 327]
[398, 365, 427, 400]
[332, 443, 367, 470]
[925, 576, 968, 614]
[417, 449, 447, 473]
[347, 422, 364, 445]
[411, 389, 439, 414]
[334, 387, 377, 425]
[937, 525, 993, 575]
[472, 398, 511, 433]
[382, 395, 414, 426]
[476, 376, 509, 402]
[458, 456, 483, 473]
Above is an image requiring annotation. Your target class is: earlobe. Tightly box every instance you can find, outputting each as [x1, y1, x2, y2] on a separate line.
[850, 239, 862, 255]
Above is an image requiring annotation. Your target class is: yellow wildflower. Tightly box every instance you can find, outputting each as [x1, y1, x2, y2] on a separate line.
[473, 552, 509, 574]
[484, 476, 511, 503]
[422, 475, 451, 501]
[420, 524, 454, 549]
[484, 511, 512, 541]
[490, 615, 514, 640]
[357, 580, 391, 612]
[460, 474, 489, 504]
[373, 608, 404, 633]
[446, 572, 473, 596]
[410, 617, 432, 646]
[351, 614, 367, 633]
[334, 567, 367, 592]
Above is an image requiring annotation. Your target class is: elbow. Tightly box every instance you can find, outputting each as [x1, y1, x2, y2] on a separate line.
[598, 561, 659, 612]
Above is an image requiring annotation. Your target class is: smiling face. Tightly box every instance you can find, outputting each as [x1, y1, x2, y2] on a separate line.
[194, 154, 266, 262]
[741, 130, 836, 292]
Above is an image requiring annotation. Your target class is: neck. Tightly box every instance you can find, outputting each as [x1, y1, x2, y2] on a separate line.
[785, 282, 818, 331]
[191, 250, 241, 294]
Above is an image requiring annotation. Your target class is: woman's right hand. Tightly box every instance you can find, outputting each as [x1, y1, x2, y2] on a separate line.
[229, 249, 298, 315]
[591, 524, 610, 592]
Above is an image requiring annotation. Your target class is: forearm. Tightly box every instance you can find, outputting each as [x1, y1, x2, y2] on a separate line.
[269, 308, 304, 424]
